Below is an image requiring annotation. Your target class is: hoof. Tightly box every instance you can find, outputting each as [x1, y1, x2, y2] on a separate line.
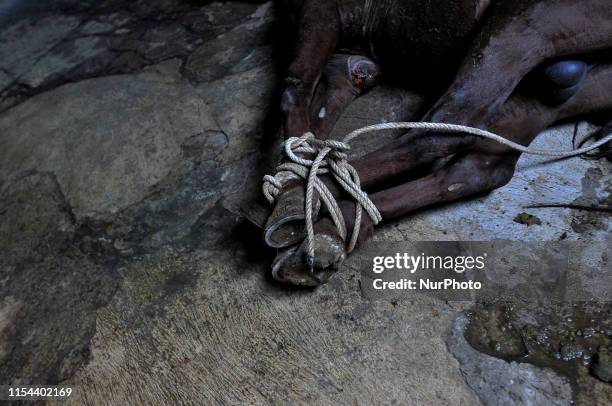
[271, 219, 346, 287]
[542, 60, 587, 103]
[263, 185, 319, 249]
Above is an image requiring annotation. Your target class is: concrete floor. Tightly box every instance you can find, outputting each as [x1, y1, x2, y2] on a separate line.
[0, 1, 610, 404]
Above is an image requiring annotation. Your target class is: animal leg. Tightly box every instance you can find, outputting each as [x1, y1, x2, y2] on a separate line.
[425, 0, 612, 127]
[265, 52, 380, 248]
[265, 55, 608, 248]
[281, 0, 339, 139]
[309, 54, 381, 139]
[272, 61, 612, 285]
[369, 61, 612, 223]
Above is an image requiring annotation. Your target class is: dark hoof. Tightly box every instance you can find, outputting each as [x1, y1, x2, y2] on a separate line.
[263, 185, 320, 249]
[270, 220, 346, 287]
[542, 60, 587, 103]
[544, 60, 587, 88]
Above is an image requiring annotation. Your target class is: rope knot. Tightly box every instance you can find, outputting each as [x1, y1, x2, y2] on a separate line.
[263, 131, 382, 267]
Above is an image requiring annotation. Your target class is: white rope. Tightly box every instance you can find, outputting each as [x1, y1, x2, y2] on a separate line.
[263, 122, 612, 271]
[263, 132, 382, 270]
[343, 122, 612, 157]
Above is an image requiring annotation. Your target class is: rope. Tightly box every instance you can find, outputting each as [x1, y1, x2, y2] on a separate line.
[263, 132, 382, 270]
[263, 121, 612, 271]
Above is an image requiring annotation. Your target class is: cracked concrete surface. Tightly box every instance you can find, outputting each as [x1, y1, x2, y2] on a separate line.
[0, 1, 610, 404]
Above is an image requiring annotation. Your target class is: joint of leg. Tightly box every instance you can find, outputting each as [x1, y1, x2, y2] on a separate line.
[444, 156, 516, 197]
[280, 88, 294, 114]
[280, 85, 302, 115]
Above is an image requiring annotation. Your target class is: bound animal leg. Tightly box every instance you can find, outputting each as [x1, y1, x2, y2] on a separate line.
[272, 62, 612, 285]
[265, 53, 381, 248]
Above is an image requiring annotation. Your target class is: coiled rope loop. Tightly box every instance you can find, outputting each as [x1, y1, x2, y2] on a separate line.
[263, 122, 612, 271]
[263, 132, 382, 269]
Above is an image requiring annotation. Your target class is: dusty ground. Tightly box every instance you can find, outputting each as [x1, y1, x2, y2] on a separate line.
[0, 1, 610, 404]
